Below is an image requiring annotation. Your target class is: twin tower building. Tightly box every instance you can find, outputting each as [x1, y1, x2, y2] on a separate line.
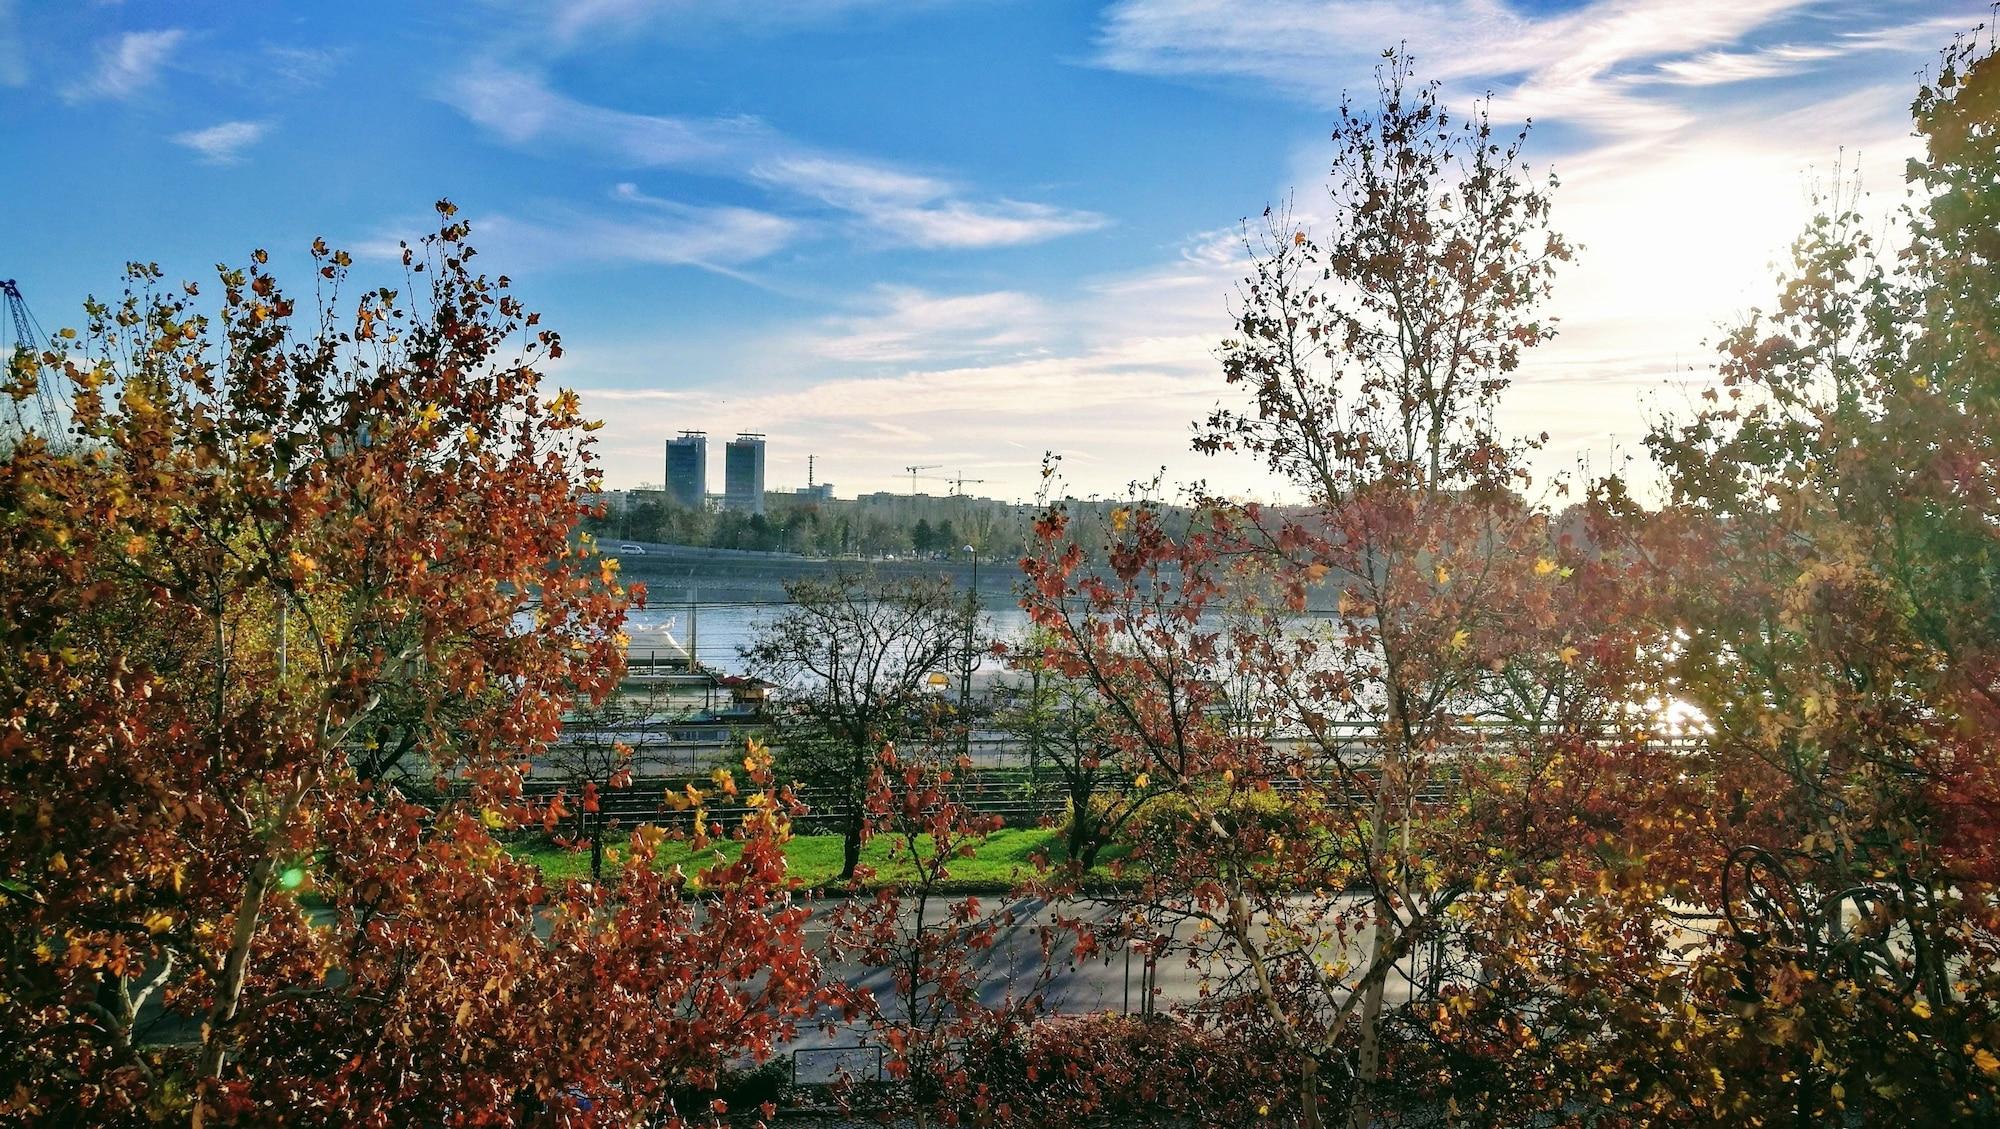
[665, 431, 765, 515]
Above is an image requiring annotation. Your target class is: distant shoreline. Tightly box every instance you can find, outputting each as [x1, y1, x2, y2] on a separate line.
[606, 540, 1018, 604]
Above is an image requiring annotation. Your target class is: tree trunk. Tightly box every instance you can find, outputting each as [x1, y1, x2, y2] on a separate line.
[197, 855, 275, 1086]
[1348, 720, 1406, 1127]
[1301, 1053, 1323, 1129]
[841, 814, 863, 881]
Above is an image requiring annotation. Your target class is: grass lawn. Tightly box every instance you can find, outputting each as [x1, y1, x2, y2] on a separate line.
[512, 826, 1121, 891]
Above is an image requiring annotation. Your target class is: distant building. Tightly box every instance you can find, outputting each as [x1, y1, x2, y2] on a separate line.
[665, 431, 707, 509]
[724, 433, 766, 515]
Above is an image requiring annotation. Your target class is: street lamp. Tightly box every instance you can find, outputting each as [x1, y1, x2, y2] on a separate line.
[961, 544, 978, 760]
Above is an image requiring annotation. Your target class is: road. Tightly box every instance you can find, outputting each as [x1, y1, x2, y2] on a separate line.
[780, 893, 1429, 1082]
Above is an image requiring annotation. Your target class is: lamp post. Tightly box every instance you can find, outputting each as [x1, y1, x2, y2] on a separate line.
[961, 544, 978, 761]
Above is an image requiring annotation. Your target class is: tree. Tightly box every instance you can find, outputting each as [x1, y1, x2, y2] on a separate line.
[827, 745, 1053, 1127]
[1024, 48, 1611, 1127]
[1639, 34, 2000, 1124]
[0, 207, 819, 1126]
[993, 633, 1152, 871]
[742, 572, 963, 881]
[541, 679, 678, 882]
[912, 518, 936, 555]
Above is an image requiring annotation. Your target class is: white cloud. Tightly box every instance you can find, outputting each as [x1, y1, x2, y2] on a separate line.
[863, 199, 1108, 249]
[1092, 1, 1973, 138]
[1647, 44, 1840, 85]
[63, 28, 184, 103]
[566, 225, 1267, 498]
[441, 64, 1107, 250]
[357, 196, 796, 277]
[171, 119, 268, 164]
[810, 287, 1055, 363]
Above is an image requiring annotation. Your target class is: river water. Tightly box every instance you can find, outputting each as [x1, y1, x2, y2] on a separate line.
[623, 597, 1036, 678]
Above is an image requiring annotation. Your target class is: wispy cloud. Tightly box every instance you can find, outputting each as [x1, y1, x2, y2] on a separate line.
[63, 28, 184, 103]
[357, 196, 797, 277]
[171, 119, 268, 164]
[493, 0, 961, 47]
[1091, 1, 1970, 138]
[810, 287, 1055, 364]
[0, 0, 26, 88]
[441, 64, 1107, 250]
[263, 44, 343, 86]
[1647, 44, 1840, 85]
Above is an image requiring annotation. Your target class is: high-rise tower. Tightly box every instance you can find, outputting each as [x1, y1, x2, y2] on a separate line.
[724, 433, 766, 515]
[665, 431, 707, 508]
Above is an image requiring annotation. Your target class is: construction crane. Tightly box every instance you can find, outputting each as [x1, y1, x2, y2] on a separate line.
[2, 279, 62, 441]
[947, 473, 988, 497]
[904, 463, 940, 495]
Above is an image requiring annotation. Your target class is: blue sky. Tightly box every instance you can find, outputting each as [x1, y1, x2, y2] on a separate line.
[0, 1, 1987, 501]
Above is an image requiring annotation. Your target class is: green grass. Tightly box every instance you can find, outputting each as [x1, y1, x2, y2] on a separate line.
[511, 826, 1124, 891]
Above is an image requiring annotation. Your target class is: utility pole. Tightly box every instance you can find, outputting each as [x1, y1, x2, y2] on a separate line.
[960, 544, 979, 763]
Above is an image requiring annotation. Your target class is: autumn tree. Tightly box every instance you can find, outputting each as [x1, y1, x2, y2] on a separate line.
[0, 207, 820, 1126]
[541, 678, 681, 881]
[1639, 32, 2000, 1124]
[827, 743, 1056, 1128]
[743, 572, 963, 881]
[993, 629, 1153, 871]
[1018, 47, 1656, 1128]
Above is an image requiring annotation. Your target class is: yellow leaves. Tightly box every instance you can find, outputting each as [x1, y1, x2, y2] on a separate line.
[1133, 772, 1150, 789]
[1222, 768, 1236, 786]
[1534, 557, 1558, 576]
[462, 426, 482, 448]
[1449, 629, 1470, 651]
[1975, 1048, 2000, 1075]
[454, 1000, 474, 1028]
[1911, 999, 1933, 1020]
[1558, 645, 1581, 666]
[1110, 506, 1131, 534]
[1435, 564, 1450, 585]
[549, 389, 582, 422]
[415, 403, 441, 431]
[1304, 562, 1330, 584]
[480, 808, 505, 829]
[143, 911, 174, 935]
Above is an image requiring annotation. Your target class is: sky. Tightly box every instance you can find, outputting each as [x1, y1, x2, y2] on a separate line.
[0, 0, 1988, 503]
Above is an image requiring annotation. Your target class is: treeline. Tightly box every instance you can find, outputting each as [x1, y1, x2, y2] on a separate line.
[585, 487, 1198, 560]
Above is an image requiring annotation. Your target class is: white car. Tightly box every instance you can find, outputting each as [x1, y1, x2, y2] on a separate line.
[616, 543, 647, 555]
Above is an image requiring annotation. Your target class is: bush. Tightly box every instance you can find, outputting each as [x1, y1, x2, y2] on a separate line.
[954, 1013, 1290, 1126]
